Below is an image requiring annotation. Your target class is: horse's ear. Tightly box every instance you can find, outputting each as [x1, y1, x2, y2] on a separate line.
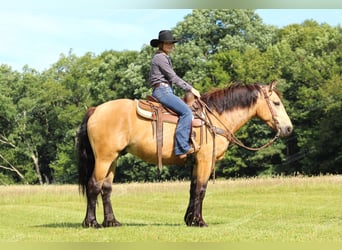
[269, 80, 277, 92]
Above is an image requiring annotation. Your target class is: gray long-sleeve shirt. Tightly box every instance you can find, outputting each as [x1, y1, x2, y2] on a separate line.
[149, 51, 192, 91]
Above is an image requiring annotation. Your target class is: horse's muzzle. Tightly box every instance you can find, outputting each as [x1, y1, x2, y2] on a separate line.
[279, 125, 293, 138]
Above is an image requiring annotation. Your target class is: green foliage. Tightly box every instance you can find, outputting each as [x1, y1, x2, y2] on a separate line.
[302, 76, 342, 174]
[115, 154, 160, 183]
[174, 9, 276, 54]
[0, 10, 341, 184]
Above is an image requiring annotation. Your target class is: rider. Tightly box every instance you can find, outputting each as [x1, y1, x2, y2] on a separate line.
[149, 30, 201, 158]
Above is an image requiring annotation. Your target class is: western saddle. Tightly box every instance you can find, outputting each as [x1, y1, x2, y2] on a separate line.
[136, 92, 205, 172]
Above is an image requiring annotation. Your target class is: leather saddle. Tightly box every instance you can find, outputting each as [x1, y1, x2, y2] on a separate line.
[136, 95, 204, 127]
[135, 93, 205, 172]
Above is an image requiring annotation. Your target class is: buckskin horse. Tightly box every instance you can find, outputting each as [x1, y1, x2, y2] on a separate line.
[77, 80, 293, 228]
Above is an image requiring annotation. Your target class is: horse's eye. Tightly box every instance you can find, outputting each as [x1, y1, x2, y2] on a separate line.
[273, 101, 280, 106]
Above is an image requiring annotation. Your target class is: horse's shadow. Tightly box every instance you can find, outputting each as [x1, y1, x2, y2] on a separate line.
[125, 223, 182, 227]
[34, 222, 81, 228]
[34, 222, 183, 228]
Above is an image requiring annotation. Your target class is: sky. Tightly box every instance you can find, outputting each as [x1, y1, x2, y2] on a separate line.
[0, 2, 341, 72]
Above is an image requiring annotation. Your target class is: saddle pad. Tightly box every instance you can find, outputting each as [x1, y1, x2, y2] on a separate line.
[136, 100, 154, 119]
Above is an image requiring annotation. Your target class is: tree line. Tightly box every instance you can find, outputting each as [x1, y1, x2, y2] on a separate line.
[0, 9, 341, 184]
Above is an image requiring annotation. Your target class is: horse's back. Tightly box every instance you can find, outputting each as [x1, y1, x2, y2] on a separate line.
[94, 99, 135, 114]
[88, 98, 136, 127]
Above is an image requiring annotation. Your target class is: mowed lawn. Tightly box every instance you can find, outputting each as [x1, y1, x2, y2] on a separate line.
[0, 176, 341, 242]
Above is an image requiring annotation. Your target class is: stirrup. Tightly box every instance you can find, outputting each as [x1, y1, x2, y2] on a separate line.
[190, 134, 200, 152]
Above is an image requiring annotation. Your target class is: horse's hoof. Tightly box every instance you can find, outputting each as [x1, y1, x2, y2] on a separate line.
[184, 213, 194, 226]
[191, 222, 208, 227]
[82, 219, 102, 229]
[102, 219, 122, 227]
[198, 221, 208, 227]
[188, 217, 208, 227]
[193, 217, 208, 227]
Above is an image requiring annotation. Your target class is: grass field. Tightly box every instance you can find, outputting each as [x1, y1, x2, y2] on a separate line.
[0, 176, 341, 242]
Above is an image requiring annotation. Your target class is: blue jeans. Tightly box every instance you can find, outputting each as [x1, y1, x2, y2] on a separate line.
[152, 85, 192, 155]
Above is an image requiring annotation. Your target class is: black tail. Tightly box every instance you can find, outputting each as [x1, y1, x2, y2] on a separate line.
[77, 107, 96, 195]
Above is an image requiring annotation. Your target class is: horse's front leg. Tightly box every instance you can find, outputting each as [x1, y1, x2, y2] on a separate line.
[101, 172, 121, 227]
[184, 159, 211, 227]
[184, 178, 208, 227]
[184, 178, 196, 225]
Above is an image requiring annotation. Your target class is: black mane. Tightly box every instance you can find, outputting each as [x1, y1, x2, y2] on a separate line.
[201, 83, 261, 114]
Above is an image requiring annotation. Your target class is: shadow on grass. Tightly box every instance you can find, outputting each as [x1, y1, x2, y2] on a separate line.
[33, 222, 81, 228]
[124, 223, 182, 227]
[34, 222, 183, 228]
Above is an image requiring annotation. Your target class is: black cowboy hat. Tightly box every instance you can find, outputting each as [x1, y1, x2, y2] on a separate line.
[150, 30, 178, 47]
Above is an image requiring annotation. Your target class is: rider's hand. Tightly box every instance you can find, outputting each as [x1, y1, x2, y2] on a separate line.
[191, 87, 201, 98]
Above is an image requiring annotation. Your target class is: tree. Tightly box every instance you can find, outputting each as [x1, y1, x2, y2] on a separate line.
[0, 65, 46, 184]
[174, 9, 276, 55]
[44, 51, 99, 183]
[304, 76, 342, 174]
[276, 21, 342, 174]
[0, 66, 24, 183]
[172, 9, 277, 93]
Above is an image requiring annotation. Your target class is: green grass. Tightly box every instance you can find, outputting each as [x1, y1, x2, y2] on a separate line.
[0, 176, 341, 242]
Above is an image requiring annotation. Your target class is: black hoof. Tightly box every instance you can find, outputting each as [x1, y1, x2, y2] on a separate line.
[184, 212, 194, 226]
[189, 221, 208, 227]
[195, 220, 208, 227]
[82, 219, 102, 229]
[184, 213, 208, 227]
[102, 219, 122, 227]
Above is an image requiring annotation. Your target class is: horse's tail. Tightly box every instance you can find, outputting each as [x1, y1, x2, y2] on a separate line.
[77, 106, 96, 196]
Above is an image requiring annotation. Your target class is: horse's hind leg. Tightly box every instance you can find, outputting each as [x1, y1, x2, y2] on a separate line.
[101, 164, 121, 227]
[83, 176, 102, 228]
[83, 159, 118, 228]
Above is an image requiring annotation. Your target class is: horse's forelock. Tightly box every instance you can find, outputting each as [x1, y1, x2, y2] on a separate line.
[201, 83, 261, 114]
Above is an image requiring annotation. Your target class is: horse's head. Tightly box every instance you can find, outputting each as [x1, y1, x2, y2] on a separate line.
[256, 81, 293, 138]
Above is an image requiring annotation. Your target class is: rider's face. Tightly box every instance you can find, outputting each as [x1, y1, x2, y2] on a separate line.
[162, 42, 174, 54]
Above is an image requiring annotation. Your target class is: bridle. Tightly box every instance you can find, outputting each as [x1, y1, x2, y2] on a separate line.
[195, 84, 281, 152]
[192, 85, 282, 180]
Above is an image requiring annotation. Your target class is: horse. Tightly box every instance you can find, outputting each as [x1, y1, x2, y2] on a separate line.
[77, 80, 293, 228]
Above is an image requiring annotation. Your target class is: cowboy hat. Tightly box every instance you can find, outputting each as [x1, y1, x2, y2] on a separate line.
[150, 30, 178, 47]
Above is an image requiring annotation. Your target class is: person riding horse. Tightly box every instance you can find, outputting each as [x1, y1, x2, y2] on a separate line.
[149, 30, 201, 158]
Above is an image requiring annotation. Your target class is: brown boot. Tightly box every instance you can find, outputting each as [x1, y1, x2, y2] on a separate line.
[179, 147, 195, 159]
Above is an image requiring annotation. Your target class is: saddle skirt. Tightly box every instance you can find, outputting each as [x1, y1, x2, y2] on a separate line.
[136, 95, 204, 127]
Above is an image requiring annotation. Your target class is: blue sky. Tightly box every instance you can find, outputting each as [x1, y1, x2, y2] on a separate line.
[0, 2, 341, 72]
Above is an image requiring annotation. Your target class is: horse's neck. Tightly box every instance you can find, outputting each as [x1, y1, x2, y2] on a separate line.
[216, 107, 256, 134]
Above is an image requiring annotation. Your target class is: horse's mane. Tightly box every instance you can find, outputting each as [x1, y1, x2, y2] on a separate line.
[200, 83, 262, 114]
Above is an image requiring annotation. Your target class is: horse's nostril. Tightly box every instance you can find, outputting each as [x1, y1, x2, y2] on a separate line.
[286, 126, 293, 134]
